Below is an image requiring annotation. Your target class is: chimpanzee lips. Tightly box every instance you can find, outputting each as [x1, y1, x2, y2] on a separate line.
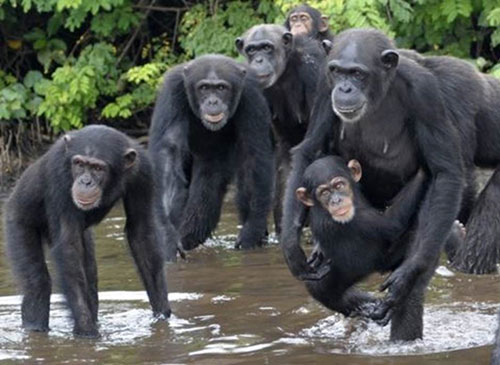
[73, 190, 101, 210]
[331, 206, 350, 217]
[203, 113, 225, 123]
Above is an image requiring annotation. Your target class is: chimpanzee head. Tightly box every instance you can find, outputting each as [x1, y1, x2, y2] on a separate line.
[63, 126, 137, 211]
[236, 24, 293, 89]
[322, 29, 399, 123]
[284, 4, 330, 40]
[183, 55, 247, 131]
[296, 156, 362, 224]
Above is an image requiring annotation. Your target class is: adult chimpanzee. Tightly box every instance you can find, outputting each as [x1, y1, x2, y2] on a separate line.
[284, 4, 333, 42]
[393, 52, 500, 274]
[236, 24, 326, 235]
[149, 55, 274, 261]
[297, 156, 434, 340]
[4, 125, 170, 338]
[280, 28, 466, 341]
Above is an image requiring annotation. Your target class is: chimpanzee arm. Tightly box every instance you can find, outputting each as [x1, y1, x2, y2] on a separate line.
[234, 85, 275, 249]
[123, 151, 171, 319]
[149, 70, 191, 261]
[281, 89, 338, 280]
[380, 169, 428, 238]
[375, 70, 464, 318]
[50, 216, 99, 337]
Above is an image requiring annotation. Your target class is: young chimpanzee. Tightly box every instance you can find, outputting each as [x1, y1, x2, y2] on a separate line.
[4, 125, 170, 338]
[296, 156, 430, 340]
[284, 4, 333, 41]
[149, 55, 274, 260]
[236, 24, 326, 234]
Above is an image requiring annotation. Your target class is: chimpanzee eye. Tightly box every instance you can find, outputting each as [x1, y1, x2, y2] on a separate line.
[263, 45, 272, 52]
[247, 46, 256, 54]
[217, 84, 226, 91]
[321, 190, 331, 198]
[199, 84, 208, 91]
[300, 15, 308, 21]
[353, 70, 365, 80]
[334, 182, 345, 190]
[94, 165, 103, 172]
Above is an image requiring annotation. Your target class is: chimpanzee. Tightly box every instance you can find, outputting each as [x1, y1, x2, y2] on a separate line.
[280, 28, 467, 340]
[296, 156, 436, 340]
[236, 24, 326, 235]
[284, 4, 333, 42]
[149, 55, 274, 261]
[4, 125, 171, 338]
[392, 52, 500, 274]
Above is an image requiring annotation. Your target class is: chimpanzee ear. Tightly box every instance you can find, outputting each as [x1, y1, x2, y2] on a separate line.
[347, 159, 362, 183]
[322, 40, 332, 54]
[282, 32, 293, 47]
[381, 49, 399, 69]
[124, 148, 137, 169]
[235, 37, 245, 53]
[296, 187, 314, 206]
[63, 134, 71, 151]
[319, 15, 330, 32]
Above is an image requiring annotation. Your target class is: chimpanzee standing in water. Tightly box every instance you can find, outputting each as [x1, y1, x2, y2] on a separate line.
[4, 125, 170, 338]
[281, 29, 467, 341]
[284, 4, 333, 41]
[236, 24, 326, 234]
[149, 55, 274, 260]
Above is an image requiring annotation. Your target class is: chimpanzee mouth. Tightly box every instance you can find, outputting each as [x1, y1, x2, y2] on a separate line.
[203, 113, 225, 123]
[329, 205, 355, 223]
[73, 191, 101, 210]
[334, 103, 366, 122]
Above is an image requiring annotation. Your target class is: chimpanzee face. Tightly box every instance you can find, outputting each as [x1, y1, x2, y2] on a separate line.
[324, 30, 399, 123]
[65, 131, 138, 211]
[296, 157, 362, 224]
[71, 155, 108, 210]
[183, 56, 247, 131]
[288, 11, 313, 36]
[236, 25, 293, 89]
[285, 5, 330, 39]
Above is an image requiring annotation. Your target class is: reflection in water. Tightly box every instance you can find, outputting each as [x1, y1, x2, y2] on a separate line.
[0, 203, 498, 364]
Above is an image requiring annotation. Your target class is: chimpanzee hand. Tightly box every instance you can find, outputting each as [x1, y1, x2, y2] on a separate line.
[235, 224, 267, 249]
[180, 232, 203, 251]
[284, 245, 331, 281]
[370, 260, 421, 324]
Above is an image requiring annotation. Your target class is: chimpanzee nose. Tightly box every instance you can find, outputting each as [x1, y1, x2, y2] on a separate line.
[81, 175, 92, 186]
[339, 83, 352, 93]
[255, 56, 263, 64]
[332, 196, 342, 204]
[208, 98, 219, 106]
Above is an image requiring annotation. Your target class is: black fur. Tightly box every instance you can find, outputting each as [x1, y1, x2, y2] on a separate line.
[149, 55, 274, 260]
[301, 156, 428, 340]
[4, 125, 170, 338]
[236, 24, 326, 234]
[280, 29, 466, 341]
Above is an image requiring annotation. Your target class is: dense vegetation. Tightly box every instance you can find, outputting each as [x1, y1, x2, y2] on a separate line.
[1, 0, 499, 180]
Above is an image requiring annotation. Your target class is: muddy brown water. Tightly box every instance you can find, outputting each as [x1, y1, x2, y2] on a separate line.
[0, 196, 499, 364]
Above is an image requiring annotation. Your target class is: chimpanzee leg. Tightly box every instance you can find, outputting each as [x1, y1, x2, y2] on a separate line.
[5, 222, 51, 332]
[82, 229, 98, 323]
[51, 224, 98, 338]
[492, 311, 500, 365]
[305, 273, 378, 317]
[452, 168, 500, 274]
[389, 252, 439, 341]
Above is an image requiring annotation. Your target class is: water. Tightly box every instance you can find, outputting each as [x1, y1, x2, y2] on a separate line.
[0, 199, 498, 364]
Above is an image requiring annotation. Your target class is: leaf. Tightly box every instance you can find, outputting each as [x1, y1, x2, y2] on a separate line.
[23, 70, 43, 88]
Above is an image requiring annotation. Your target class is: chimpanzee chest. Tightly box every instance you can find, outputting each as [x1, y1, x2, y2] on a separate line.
[337, 116, 420, 207]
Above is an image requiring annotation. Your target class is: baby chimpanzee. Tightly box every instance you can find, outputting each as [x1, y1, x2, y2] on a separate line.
[296, 156, 429, 340]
